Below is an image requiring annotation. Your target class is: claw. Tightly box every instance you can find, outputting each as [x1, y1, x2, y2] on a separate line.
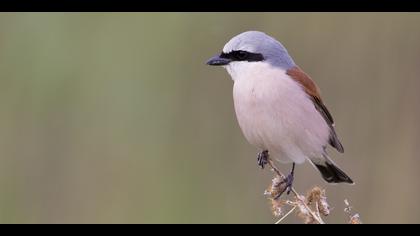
[257, 150, 269, 169]
[285, 173, 294, 195]
[273, 163, 296, 199]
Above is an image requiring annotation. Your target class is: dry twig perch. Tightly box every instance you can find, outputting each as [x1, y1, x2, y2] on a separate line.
[264, 158, 361, 224]
[265, 159, 326, 224]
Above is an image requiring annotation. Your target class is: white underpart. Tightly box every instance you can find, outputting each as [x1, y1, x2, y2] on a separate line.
[227, 62, 330, 164]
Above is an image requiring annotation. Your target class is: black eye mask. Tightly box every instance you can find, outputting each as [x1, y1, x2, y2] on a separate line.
[220, 50, 264, 62]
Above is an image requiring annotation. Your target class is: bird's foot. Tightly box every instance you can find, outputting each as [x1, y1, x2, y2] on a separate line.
[285, 163, 295, 195]
[257, 150, 269, 169]
[284, 172, 294, 195]
[273, 163, 296, 199]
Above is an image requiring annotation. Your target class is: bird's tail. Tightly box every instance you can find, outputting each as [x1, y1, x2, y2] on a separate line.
[310, 155, 354, 184]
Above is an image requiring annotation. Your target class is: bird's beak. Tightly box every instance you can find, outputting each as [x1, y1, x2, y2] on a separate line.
[206, 55, 232, 66]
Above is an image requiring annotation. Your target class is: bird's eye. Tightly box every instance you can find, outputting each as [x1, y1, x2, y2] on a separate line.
[236, 51, 248, 60]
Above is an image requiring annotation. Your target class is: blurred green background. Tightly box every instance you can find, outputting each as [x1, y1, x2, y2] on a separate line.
[0, 13, 419, 224]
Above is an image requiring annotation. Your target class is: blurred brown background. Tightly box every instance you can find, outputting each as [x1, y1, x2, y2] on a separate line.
[0, 13, 419, 223]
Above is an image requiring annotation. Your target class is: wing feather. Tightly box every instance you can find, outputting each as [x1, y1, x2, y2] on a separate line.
[286, 66, 344, 153]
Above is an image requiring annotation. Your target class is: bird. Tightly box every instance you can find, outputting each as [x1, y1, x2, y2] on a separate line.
[206, 31, 353, 189]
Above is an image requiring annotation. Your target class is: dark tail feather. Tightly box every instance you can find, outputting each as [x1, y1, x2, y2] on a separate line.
[311, 157, 354, 184]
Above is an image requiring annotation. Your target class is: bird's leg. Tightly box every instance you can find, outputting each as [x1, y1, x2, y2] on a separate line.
[257, 150, 269, 169]
[285, 162, 295, 195]
[273, 163, 296, 199]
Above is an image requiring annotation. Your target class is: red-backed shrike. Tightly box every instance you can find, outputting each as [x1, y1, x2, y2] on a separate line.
[207, 31, 353, 188]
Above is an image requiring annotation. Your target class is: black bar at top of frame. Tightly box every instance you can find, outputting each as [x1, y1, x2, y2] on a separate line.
[1, 0, 419, 12]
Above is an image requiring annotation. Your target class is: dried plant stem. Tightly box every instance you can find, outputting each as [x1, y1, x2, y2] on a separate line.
[314, 202, 322, 221]
[267, 159, 325, 224]
[344, 199, 362, 224]
[275, 206, 297, 224]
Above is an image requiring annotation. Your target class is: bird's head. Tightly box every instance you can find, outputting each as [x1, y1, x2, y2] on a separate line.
[206, 31, 296, 80]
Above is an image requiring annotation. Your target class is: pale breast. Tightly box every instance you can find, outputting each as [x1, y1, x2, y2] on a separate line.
[232, 65, 330, 163]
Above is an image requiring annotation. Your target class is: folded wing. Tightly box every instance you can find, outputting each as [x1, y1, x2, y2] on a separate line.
[286, 66, 344, 153]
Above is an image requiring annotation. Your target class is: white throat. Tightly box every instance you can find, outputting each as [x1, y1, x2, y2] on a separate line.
[225, 61, 268, 82]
